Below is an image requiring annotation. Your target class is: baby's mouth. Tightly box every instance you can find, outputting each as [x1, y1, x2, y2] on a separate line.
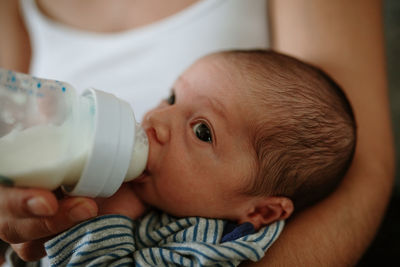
[133, 169, 151, 183]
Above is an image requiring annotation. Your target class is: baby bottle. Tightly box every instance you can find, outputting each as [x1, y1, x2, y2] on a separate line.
[0, 68, 148, 197]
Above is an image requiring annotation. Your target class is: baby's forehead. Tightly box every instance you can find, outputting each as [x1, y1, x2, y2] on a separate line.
[180, 53, 265, 113]
[179, 56, 239, 92]
[193, 53, 240, 73]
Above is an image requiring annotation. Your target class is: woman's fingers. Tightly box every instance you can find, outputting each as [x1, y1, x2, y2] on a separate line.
[0, 185, 99, 262]
[0, 186, 58, 218]
[1, 197, 98, 244]
[0, 185, 98, 246]
[11, 198, 99, 262]
[11, 238, 49, 262]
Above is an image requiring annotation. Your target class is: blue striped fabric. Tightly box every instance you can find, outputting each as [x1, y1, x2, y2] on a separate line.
[45, 211, 284, 267]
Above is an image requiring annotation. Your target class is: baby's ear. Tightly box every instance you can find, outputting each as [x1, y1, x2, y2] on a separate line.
[238, 197, 294, 230]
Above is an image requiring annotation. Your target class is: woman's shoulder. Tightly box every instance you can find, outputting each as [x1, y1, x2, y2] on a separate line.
[0, 0, 31, 73]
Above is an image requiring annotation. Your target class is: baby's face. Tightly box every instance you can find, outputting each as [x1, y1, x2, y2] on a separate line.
[131, 56, 257, 221]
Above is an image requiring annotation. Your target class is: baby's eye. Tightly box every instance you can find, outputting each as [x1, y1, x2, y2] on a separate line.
[192, 122, 213, 143]
[166, 91, 175, 105]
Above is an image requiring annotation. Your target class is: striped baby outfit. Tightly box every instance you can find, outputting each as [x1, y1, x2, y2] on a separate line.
[45, 211, 284, 267]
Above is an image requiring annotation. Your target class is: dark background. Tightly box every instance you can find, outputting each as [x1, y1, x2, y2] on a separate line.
[357, 0, 400, 266]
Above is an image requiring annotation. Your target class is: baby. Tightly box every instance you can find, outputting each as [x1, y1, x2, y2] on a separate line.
[40, 50, 356, 267]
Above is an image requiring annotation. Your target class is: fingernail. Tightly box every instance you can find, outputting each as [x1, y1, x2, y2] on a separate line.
[69, 201, 97, 222]
[27, 197, 54, 216]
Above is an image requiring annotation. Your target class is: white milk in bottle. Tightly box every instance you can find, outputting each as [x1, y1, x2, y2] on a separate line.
[0, 68, 148, 197]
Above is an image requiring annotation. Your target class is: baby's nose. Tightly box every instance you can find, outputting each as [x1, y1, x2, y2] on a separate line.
[152, 124, 170, 145]
[143, 111, 170, 145]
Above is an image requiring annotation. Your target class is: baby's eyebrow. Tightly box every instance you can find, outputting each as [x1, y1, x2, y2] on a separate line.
[205, 97, 227, 120]
[177, 75, 227, 119]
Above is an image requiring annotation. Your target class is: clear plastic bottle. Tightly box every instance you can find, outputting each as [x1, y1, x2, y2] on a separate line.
[0, 68, 148, 197]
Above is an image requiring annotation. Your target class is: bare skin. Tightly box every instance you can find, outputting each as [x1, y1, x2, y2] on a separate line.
[0, 0, 394, 265]
[36, 0, 199, 33]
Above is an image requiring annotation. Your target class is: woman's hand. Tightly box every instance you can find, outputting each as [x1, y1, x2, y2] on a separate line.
[0, 182, 146, 261]
[0, 185, 98, 261]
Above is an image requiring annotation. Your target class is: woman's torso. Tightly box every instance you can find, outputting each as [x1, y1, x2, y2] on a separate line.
[0, 0, 270, 119]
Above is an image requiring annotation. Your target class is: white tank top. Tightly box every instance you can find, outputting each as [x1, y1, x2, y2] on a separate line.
[20, 0, 269, 120]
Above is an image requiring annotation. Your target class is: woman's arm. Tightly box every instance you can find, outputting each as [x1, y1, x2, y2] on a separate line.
[244, 0, 395, 266]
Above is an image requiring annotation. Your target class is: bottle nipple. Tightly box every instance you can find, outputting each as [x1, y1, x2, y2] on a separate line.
[125, 123, 149, 181]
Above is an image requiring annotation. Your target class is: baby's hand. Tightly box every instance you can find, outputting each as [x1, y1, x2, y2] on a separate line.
[95, 182, 148, 220]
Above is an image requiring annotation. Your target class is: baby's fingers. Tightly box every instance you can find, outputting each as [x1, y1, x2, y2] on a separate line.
[44, 197, 98, 234]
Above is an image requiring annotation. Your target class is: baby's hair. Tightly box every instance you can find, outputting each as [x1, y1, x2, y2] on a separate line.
[218, 50, 356, 211]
